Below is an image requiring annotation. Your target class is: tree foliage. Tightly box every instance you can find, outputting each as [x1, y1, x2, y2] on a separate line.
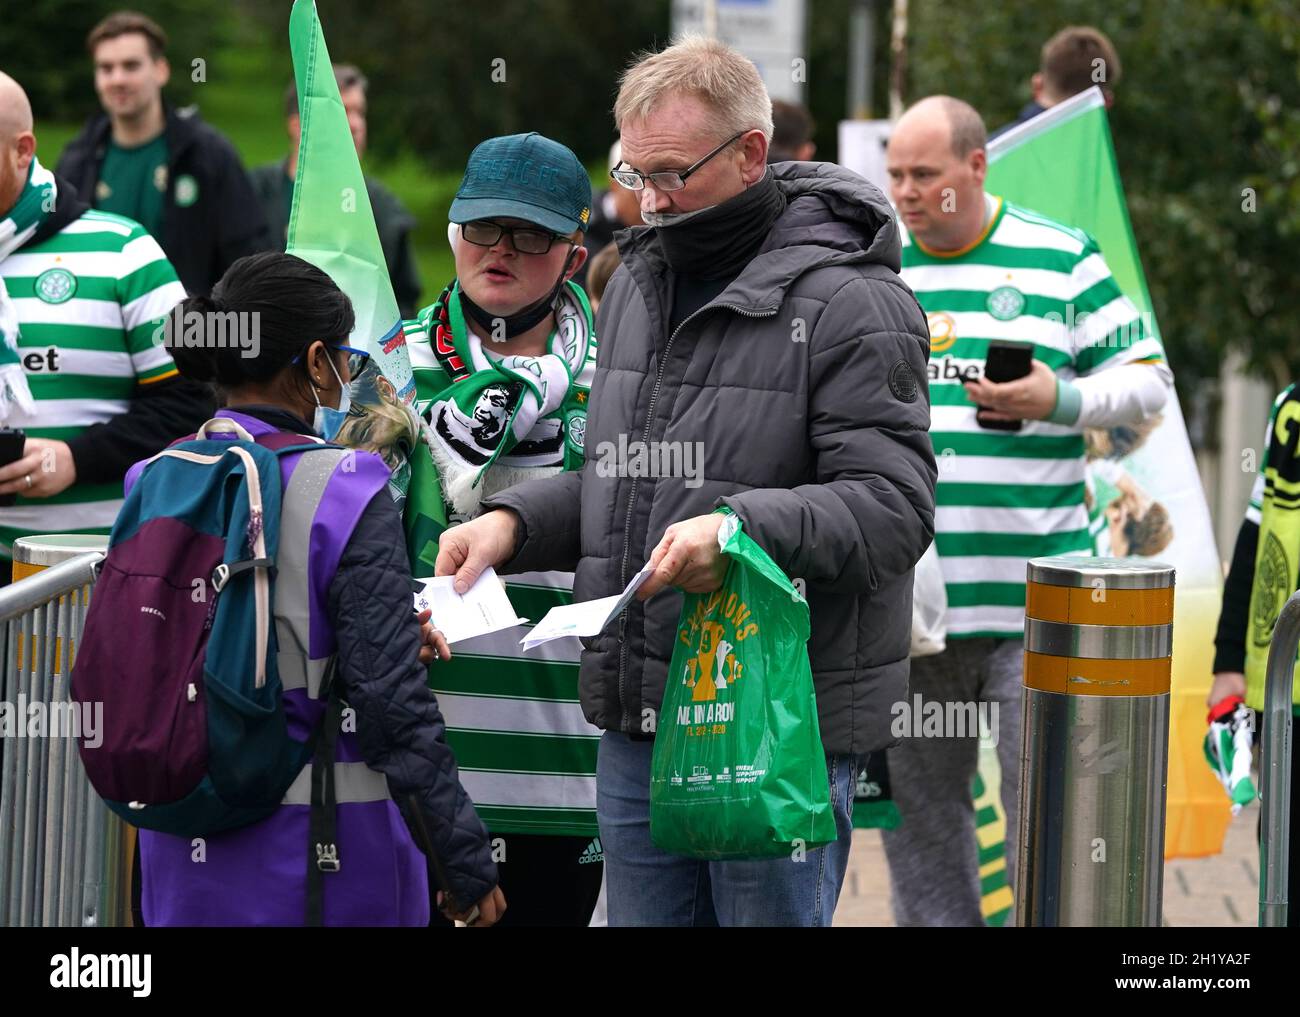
[261, 0, 673, 174]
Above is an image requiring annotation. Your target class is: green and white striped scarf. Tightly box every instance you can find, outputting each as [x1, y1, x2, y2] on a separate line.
[0, 157, 51, 421]
[417, 279, 594, 517]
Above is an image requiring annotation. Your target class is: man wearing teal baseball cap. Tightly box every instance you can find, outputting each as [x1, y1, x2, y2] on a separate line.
[401, 133, 603, 928]
[444, 131, 592, 346]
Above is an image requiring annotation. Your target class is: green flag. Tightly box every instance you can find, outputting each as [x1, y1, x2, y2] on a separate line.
[987, 88, 1229, 859]
[988, 88, 1156, 331]
[286, 0, 427, 505]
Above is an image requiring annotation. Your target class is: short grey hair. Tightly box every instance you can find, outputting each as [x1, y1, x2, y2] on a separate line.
[614, 35, 773, 143]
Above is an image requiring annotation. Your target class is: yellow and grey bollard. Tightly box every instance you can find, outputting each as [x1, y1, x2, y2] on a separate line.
[1017, 556, 1175, 927]
[10, 534, 109, 583]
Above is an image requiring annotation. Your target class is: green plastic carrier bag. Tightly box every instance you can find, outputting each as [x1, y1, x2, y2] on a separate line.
[649, 511, 837, 859]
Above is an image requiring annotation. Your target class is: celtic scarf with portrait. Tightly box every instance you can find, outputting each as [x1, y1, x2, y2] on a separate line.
[0, 157, 51, 421]
[1245, 383, 1300, 710]
[403, 279, 594, 571]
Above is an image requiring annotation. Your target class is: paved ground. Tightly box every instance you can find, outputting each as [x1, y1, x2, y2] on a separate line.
[833, 801, 1262, 926]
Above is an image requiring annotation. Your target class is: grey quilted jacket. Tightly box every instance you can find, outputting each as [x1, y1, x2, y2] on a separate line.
[484, 161, 936, 755]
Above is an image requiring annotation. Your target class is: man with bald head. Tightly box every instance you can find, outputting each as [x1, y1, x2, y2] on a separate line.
[0, 71, 211, 581]
[883, 95, 1171, 925]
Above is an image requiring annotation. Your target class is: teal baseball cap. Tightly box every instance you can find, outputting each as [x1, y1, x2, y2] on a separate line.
[450, 132, 593, 236]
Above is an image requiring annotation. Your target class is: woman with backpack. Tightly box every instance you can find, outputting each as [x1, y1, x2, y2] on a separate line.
[116, 251, 505, 927]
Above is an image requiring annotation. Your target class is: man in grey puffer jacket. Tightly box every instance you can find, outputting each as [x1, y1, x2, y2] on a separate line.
[437, 36, 936, 926]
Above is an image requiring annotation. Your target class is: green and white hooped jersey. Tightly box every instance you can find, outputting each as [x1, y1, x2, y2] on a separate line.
[900, 196, 1166, 638]
[0, 210, 184, 556]
[428, 570, 600, 836]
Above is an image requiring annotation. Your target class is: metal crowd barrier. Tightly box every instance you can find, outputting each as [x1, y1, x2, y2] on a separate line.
[0, 540, 128, 927]
[1259, 589, 1299, 928]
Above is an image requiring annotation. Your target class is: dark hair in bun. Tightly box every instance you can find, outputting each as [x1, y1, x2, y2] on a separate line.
[166, 252, 355, 389]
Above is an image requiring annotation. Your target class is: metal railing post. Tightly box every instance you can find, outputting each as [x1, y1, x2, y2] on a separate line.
[0, 539, 108, 927]
[1259, 590, 1299, 927]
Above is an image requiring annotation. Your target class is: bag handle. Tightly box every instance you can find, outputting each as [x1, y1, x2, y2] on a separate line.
[196, 416, 256, 442]
[216, 444, 273, 689]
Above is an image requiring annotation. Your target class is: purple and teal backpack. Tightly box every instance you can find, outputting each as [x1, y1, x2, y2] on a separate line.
[71, 417, 338, 836]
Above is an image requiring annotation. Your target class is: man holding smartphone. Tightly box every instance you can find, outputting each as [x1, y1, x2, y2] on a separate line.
[0, 71, 211, 582]
[883, 95, 1172, 926]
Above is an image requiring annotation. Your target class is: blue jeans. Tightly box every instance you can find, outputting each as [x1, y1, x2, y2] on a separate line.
[597, 731, 859, 926]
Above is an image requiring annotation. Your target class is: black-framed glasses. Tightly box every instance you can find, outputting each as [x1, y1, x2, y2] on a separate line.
[610, 131, 747, 192]
[460, 220, 565, 255]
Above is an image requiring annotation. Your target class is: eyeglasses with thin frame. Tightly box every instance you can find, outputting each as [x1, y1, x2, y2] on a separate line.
[610, 131, 747, 192]
[460, 220, 567, 255]
[292, 343, 370, 379]
[339, 346, 370, 378]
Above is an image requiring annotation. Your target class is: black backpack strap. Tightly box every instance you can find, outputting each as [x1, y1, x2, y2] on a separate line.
[304, 658, 343, 927]
[211, 557, 274, 592]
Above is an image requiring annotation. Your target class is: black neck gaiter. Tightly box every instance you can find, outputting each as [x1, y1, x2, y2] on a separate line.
[654, 169, 787, 280]
[458, 249, 574, 339]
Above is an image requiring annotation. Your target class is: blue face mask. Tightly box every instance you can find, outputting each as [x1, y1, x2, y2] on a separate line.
[312, 354, 351, 441]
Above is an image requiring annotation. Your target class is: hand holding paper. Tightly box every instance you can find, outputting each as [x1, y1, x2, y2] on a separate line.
[637, 514, 731, 599]
[412, 566, 527, 645]
[522, 563, 655, 650]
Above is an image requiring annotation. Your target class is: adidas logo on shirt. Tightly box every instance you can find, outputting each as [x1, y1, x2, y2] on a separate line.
[578, 837, 603, 864]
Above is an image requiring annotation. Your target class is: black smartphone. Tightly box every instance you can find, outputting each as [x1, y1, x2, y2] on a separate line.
[977, 342, 1034, 432]
[0, 428, 26, 507]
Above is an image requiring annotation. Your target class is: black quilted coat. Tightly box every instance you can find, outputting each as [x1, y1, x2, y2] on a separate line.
[256, 407, 497, 910]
